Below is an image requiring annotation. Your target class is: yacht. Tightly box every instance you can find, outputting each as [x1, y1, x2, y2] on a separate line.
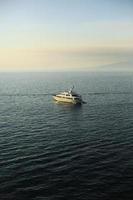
[53, 87, 83, 104]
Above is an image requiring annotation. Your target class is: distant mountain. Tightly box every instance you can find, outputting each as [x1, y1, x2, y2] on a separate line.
[99, 61, 133, 71]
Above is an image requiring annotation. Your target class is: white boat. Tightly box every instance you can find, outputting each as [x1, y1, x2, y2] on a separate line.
[53, 87, 83, 104]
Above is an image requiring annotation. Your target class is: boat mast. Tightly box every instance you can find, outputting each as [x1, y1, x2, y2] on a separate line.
[69, 85, 74, 93]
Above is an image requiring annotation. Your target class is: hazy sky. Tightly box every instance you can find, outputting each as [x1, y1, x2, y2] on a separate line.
[0, 0, 133, 71]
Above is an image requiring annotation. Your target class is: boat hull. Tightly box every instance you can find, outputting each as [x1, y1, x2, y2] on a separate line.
[53, 96, 82, 104]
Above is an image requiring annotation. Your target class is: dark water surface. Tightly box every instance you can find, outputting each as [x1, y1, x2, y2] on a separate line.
[0, 72, 133, 200]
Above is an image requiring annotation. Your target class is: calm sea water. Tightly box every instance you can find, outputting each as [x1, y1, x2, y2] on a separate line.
[0, 72, 133, 200]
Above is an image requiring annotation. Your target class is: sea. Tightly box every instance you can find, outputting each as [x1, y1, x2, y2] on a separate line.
[0, 71, 133, 200]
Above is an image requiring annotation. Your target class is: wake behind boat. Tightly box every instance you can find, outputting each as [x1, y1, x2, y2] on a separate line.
[53, 87, 83, 104]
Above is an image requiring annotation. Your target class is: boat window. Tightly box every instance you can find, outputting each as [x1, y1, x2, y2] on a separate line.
[73, 94, 78, 97]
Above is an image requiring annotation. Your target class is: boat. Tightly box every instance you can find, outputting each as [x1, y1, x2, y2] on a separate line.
[53, 87, 83, 104]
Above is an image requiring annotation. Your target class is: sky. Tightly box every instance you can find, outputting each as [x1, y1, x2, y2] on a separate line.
[0, 0, 133, 71]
